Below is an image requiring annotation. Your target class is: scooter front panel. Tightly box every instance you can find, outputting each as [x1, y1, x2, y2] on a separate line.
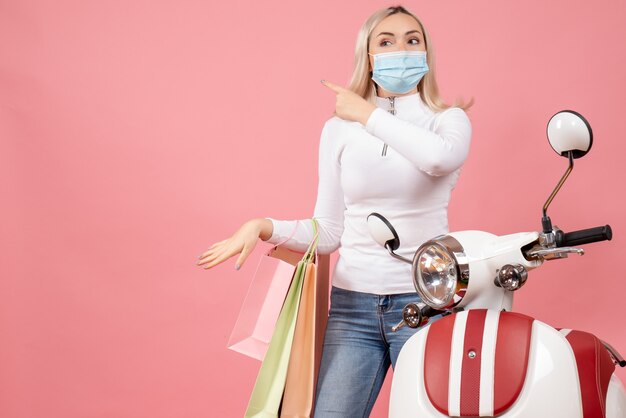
[422, 310, 533, 416]
[390, 311, 583, 417]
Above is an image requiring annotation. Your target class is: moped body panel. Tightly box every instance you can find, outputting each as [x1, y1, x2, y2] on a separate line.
[607, 375, 626, 418]
[390, 309, 625, 417]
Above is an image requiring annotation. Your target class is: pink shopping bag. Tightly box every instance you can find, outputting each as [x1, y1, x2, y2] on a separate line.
[228, 234, 304, 361]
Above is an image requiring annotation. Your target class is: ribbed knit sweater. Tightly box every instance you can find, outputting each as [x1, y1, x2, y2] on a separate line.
[266, 93, 472, 294]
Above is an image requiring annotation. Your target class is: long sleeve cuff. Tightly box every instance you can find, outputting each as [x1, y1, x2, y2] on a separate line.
[264, 218, 313, 253]
[264, 217, 342, 254]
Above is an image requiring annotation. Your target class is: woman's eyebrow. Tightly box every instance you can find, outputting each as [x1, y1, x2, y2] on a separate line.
[376, 30, 422, 38]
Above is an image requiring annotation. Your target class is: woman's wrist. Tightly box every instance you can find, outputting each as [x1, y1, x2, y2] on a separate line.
[357, 103, 377, 126]
[253, 218, 274, 241]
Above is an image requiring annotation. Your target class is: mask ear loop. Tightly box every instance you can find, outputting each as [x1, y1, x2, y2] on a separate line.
[368, 53, 376, 92]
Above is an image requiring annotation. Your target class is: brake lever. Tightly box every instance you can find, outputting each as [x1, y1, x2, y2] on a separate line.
[526, 246, 584, 260]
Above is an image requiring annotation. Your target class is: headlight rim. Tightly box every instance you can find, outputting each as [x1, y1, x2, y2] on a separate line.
[411, 234, 469, 310]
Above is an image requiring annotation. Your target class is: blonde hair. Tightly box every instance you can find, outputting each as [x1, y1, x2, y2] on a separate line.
[348, 5, 473, 112]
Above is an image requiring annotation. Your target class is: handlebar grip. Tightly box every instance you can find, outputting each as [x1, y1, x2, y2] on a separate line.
[556, 225, 613, 247]
[421, 306, 445, 319]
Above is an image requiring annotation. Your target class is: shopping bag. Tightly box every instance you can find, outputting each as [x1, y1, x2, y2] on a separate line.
[227, 244, 305, 361]
[281, 252, 330, 418]
[244, 220, 320, 418]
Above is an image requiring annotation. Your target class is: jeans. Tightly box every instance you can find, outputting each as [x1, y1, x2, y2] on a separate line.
[314, 286, 439, 417]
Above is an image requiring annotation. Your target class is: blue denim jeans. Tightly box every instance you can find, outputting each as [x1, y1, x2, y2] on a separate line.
[313, 286, 439, 417]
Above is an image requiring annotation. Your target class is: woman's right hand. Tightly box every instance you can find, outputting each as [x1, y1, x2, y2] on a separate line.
[196, 218, 273, 270]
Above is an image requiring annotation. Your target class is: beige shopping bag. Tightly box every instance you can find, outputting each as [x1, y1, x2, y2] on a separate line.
[281, 252, 330, 417]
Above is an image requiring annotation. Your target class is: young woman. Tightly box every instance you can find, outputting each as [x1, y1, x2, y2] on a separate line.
[198, 5, 472, 416]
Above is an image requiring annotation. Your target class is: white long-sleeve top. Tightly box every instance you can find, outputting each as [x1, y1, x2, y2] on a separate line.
[266, 92, 472, 294]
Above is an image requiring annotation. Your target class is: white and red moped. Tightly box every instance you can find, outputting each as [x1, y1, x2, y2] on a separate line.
[367, 110, 626, 418]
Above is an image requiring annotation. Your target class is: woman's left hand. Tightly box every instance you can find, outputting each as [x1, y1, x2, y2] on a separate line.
[321, 80, 377, 125]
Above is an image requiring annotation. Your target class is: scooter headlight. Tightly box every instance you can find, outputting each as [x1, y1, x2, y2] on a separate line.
[412, 235, 469, 310]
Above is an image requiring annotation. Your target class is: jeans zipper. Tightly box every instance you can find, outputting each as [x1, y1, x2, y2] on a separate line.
[381, 96, 395, 156]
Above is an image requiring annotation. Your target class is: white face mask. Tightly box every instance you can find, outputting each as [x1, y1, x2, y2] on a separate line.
[368, 50, 429, 94]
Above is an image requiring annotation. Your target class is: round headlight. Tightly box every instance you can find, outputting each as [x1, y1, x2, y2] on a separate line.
[412, 235, 469, 310]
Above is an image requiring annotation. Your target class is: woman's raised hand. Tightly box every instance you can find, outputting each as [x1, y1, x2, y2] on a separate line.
[321, 80, 376, 125]
[197, 218, 273, 270]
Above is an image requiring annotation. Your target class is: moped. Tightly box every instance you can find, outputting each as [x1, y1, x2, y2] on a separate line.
[367, 110, 626, 417]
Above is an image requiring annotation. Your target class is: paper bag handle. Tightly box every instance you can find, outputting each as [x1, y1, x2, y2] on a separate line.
[303, 218, 320, 264]
[270, 218, 321, 263]
[273, 220, 301, 248]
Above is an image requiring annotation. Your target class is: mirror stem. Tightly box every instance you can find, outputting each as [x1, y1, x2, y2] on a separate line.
[385, 243, 413, 264]
[542, 151, 574, 232]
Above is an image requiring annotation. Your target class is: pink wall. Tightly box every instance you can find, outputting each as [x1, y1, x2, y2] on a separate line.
[1, 0, 625, 417]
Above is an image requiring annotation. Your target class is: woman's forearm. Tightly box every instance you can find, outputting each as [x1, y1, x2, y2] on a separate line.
[364, 107, 472, 176]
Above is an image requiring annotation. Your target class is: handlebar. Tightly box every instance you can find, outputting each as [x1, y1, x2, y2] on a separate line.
[556, 225, 612, 247]
[422, 305, 446, 319]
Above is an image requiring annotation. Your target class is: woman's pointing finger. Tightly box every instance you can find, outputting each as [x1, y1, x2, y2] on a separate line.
[320, 79, 345, 94]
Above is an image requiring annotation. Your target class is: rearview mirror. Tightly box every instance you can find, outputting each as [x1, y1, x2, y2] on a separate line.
[547, 110, 593, 159]
[367, 213, 400, 251]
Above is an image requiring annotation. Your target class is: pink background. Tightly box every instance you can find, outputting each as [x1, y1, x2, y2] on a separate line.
[1, 0, 625, 417]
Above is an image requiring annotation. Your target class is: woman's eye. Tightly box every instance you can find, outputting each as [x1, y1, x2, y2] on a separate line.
[409, 38, 420, 45]
[380, 40, 392, 46]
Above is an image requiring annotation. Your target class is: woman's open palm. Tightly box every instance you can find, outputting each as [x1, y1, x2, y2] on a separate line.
[197, 221, 262, 270]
